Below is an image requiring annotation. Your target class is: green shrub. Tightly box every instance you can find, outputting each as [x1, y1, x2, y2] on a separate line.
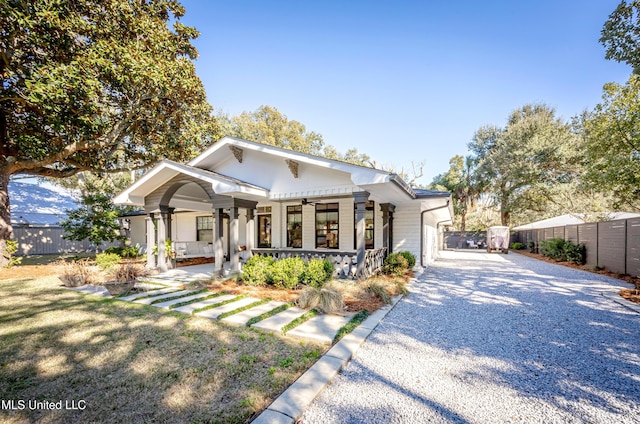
[528, 240, 537, 253]
[268, 257, 305, 289]
[302, 259, 334, 287]
[539, 238, 585, 264]
[241, 255, 274, 286]
[104, 246, 124, 255]
[3, 240, 22, 268]
[95, 252, 121, 270]
[383, 253, 409, 276]
[397, 251, 416, 268]
[564, 241, 586, 265]
[510, 242, 525, 250]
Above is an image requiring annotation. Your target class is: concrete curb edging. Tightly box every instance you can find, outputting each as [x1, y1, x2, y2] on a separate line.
[601, 291, 640, 314]
[251, 272, 421, 424]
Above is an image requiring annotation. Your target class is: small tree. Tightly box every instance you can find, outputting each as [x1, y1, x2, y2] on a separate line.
[60, 191, 125, 253]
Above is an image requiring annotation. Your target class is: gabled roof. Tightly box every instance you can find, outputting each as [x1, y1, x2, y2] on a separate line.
[9, 181, 77, 226]
[114, 137, 453, 209]
[188, 136, 413, 193]
[113, 159, 269, 206]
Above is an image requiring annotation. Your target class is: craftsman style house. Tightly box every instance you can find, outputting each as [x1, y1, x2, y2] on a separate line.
[114, 137, 453, 278]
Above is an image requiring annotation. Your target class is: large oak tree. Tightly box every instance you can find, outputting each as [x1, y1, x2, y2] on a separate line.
[0, 0, 218, 265]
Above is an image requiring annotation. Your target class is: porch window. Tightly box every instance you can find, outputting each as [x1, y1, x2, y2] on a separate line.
[196, 216, 213, 242]
[257, 206, 272, 248]
[287, 205, 303, 248]
[316, 203, 339, 249]
[354, 201, 375, 249]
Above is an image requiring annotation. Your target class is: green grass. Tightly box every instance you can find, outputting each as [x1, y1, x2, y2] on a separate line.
[217, 298, 271, 320]
[191, 295, 247, 314]
[246, 303, 293, 326]
[281, 309, 320, 335]
[18, 253, 95, 266]
[333, 309, 371, 344]
[0, 276, 326, 423]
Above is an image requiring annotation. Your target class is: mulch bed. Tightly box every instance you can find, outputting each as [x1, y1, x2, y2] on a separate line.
[514, 249, 640, 305]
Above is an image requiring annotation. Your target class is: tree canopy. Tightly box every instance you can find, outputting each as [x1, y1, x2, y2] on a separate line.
[600, 0, 640, 74]
[0, 0, 217, 265]
[580, 75, 640, 211]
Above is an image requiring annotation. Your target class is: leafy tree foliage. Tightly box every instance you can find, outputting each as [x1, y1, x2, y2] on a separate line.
[580, 75, 640, 211]
[218, 105, 373, 165]
[429, 155, 478, 230]
[468, 104, 580, 226]
[0, 0, 217, 265]
[60, 191, 125, 253]
[600, 0, 640, 74]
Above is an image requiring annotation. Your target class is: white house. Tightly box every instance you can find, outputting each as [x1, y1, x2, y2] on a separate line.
[114, 137, 453, 278]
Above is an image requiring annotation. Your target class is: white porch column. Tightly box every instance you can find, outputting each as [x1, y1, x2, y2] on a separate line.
[246, 208, 255, 259]
[229, 206, 240, 272]
[213, 208, 225, 275]
[354, 191, 370, 278]
[157, 212, 167, 272]
[146, 214, 156, 269]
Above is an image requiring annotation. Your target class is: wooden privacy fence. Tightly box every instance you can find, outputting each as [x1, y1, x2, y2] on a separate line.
[12, 226, 119, 256]
[512, 217, 640, 278]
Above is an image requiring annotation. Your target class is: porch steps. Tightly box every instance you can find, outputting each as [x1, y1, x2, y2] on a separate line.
[250, 306, 307, 333]
[119, 287, 181, 302]
[221, 300, 287, 326]
[194, 297, 260, 320]
[286, 313, 355, 343]
[172, 294, 238, 314]
[134, 289, 200, 305]
[150, 291, 214, 309]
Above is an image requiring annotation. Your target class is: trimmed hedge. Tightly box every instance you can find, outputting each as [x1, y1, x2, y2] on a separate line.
[269, 257, 306, 289]
[241, 255, 275, 286]
[302, 259, 334, 288]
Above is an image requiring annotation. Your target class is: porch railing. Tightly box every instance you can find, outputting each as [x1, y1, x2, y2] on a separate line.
[250, 248, 387, 279]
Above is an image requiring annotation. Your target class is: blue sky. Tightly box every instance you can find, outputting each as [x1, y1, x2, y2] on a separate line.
[178, 0, 631, 185]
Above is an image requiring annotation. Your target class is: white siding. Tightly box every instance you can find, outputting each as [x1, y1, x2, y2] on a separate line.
[128, 215, 146, 247]
[374, 203, 383, 249]
[392, 203, 421, 259]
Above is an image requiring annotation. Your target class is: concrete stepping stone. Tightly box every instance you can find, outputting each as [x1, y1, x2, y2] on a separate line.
[221, 300, 286, 326]
[150, 291, 214, 309]
[69, 285, 111, 297]
[250, 306, 307, 333]
[194, 297, 260, 320]
[172, 294, 238, 314]
[134, 289, 198, 305]
[119, 287, 180, 302]
[286, 313, 355, 344]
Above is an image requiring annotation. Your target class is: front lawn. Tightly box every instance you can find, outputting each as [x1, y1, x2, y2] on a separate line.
[0, 276, 325, 423]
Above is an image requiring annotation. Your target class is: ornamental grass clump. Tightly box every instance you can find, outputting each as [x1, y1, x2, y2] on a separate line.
[113, 262, 147, 283]
[57, 259, 98, 287]
[296, 283, 344, 314]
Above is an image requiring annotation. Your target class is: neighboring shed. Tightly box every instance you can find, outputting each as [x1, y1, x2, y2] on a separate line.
[8, 181, 116, 255]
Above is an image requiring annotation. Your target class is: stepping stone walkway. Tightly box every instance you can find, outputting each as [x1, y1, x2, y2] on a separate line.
[287, 313, 355, 344]
[195, 296, 261, 319]
[251, 306, 308, 333]
[221, 300, 286, 326]
[72, 284, 360, 343]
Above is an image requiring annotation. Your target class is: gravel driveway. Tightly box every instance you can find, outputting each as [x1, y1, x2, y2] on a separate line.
[301, 250, 640, 424]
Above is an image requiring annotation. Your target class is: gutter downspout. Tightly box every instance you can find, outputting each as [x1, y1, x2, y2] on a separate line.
[420, 200, 451, 267]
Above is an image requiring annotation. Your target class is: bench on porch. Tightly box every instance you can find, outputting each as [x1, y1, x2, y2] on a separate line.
[173, 241, 215, 260]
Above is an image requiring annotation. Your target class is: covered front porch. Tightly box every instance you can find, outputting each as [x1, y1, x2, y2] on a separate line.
[119, 164, 395, 280]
